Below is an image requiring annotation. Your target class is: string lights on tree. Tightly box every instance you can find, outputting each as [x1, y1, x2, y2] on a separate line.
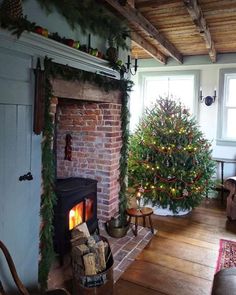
[128, 98, 216, 213]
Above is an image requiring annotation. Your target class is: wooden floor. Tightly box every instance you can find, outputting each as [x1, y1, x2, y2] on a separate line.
[114, 198, 236, 295]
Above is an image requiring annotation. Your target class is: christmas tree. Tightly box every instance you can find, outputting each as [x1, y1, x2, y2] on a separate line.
[128, 98, 216, 213]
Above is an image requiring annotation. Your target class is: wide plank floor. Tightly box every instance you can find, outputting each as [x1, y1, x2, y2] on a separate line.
[114, 198, 236, 295]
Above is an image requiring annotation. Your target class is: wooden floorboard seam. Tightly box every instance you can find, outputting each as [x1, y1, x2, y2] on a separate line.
[114, 199, 236, 295]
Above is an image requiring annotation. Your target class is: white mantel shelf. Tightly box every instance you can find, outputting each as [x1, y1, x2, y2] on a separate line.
[0, 29, 120, 79]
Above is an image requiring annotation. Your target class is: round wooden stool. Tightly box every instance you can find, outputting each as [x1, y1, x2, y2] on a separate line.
[126, 207, 154, 236]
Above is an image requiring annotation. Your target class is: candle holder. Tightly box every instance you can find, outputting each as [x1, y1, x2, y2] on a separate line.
[200, 89, 216, 106]
[136, 192, 142, 210]
[125, 54, 138, 75]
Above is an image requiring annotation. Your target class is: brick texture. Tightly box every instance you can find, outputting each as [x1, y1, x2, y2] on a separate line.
[55, 93, 122, 222]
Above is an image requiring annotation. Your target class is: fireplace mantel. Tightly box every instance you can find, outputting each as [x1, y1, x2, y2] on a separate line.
[0, 29, 119, 79]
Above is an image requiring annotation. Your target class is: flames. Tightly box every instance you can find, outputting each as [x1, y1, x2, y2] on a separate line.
[69, 198, 94, 230]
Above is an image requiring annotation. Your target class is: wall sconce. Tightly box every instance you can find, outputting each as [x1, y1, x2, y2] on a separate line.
[200, 89, 216, 106]
[125, 55, 138, 75]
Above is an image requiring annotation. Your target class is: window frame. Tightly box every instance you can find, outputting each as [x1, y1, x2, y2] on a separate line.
[217, 68, 236, 146]
[138, 70, 200, 119]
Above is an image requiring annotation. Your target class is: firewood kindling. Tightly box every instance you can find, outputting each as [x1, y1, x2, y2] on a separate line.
[71, 223, 109, 276]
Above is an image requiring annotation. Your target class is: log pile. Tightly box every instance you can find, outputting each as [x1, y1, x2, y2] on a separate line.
[71, 223, 109, 277]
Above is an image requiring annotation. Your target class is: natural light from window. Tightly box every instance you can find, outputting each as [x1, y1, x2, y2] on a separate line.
[223, 74, 236, 140]
[144, 75, 195, 113]
[130, 73, 197, 132]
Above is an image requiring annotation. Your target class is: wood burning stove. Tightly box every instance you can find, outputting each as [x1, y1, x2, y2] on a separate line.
[54, 177, 98, 263]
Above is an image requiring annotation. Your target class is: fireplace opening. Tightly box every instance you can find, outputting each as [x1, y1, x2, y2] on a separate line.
[53, 177, 98, 263]
[69, 202, 83, 230]
[68, 196, 94, 230]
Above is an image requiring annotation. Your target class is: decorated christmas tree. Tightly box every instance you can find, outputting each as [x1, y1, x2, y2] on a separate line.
[128, 98, 216, 213]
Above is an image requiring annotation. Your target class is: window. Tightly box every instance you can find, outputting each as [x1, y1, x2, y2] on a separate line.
[130, 71, 199, 132]
[218, 69, 236, 144]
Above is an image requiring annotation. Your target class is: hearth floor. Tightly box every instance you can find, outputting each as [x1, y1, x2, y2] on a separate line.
[48, 222, 155, 290]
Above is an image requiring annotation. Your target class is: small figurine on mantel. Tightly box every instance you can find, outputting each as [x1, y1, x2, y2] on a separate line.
[65, 134, 72, 161]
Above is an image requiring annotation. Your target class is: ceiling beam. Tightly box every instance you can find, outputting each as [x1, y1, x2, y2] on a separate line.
[131, 32, 167, 64]
[104, 0, 183, 63]
[183, 0, 217, 62]
[136, 0, 180, 9]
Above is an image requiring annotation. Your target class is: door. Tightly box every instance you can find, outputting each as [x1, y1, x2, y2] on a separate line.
[0, 49, 41, 292]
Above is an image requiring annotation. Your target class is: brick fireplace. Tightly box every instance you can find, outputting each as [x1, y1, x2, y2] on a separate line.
[50, 78, 123, 223]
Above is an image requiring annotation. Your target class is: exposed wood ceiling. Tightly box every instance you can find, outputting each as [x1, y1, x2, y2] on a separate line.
[103, 0, 236, 64]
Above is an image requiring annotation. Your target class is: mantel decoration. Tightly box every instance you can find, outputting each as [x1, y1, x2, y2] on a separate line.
[32, 0, 129, 49]
[128, 98, 216, 214]
[39, 57, 132, 291]
[0, 0, 130, 71]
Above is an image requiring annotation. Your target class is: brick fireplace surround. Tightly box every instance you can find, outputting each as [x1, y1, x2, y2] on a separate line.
[48, 76, 155, 291]
[50, 78, 123, 222]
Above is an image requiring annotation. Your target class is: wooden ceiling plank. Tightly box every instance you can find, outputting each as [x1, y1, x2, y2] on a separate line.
[131, 32, 167, 64]
[104, 0, 183, 63]
[136, 0, 180, 9]
[183, 0, 217, 62]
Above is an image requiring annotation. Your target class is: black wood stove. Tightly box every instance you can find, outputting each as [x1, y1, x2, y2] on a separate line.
[53, 177, 98, 263]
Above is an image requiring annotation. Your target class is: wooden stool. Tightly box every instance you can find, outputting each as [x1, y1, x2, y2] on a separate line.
[126, 207, 154, 236]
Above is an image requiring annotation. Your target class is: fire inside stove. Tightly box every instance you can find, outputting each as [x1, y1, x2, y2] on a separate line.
[54, 177, 98, 263]
[69, 198, 94, 230]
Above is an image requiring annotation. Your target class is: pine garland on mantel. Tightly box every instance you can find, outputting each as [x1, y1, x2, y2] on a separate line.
[32, 0, 129, 49]
[1, 0, 129, 49]
[39, 57, 133, 290]
[0, 9, 128, 71]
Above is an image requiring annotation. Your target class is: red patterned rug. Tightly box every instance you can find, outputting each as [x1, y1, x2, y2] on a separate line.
[216, 239, 236, 272]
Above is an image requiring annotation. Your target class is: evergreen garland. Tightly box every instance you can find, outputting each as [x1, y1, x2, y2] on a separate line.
[0, 12, 37, 37]
[30, 0, 129, 49]
[39, 57, 133, 289]
[0, 12, 128, 71]
[119, 83, 131, 224]
[38, 59, 57, 291]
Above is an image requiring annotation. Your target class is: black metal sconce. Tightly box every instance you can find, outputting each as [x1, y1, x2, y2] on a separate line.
[200, 89, 216, 106]
[125, 55, 138, 75]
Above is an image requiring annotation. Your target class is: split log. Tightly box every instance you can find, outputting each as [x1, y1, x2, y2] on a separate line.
[83, 253, 97, 275]
[71, 228, 85, 239]
[104, 241, 109, 258]
[70, 235, 88, 247]
[71, 254, 84, 275]
[73, 222, 90, 238]
[87, 236, 96, 251]
[71, 244, 90, 275]
[86, 236, 100, 271]
[97, 240, 106, 271]
[73, 244, 89, 256]
[71, 225, 89, 240]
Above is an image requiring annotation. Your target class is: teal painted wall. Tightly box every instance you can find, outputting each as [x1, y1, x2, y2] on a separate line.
[0, 48, 41, 292]
[0, 1, 129, 291]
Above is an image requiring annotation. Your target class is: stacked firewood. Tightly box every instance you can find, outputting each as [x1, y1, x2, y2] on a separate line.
[71, 223, 109, 276]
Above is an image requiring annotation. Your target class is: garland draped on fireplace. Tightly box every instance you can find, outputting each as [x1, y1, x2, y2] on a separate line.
[39, 57, 133, 290]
